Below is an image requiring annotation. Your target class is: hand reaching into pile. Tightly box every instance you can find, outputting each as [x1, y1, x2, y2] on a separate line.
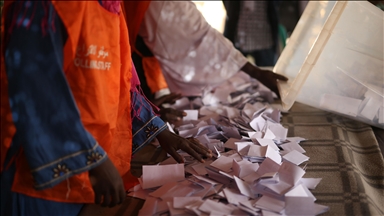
[241, 62, 288, 98]
[156, 129, 212, 163]
[152, 93, 187, 124]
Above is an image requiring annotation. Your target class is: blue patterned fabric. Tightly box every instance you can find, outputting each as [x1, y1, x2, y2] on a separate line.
[1, 1, 165, 215]
[131, 91, 167, 155]
[4, 1, 107, 190]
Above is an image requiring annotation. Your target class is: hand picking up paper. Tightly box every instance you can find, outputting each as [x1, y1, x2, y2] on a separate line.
[156, 130, 213, 163]
[241, 62, 288, 98]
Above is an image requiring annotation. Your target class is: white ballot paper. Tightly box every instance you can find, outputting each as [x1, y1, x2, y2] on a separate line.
[173, 197, 202, 209]
[142, 164, 185, 189]
[286, 137, 306, 143]
[223, 188, 249, 205]
[320, 94, 362, 117]
[280, 141, 306, 155]
[299, 178, 322, 190]
[234, 176, 255, 198]
[285, 184, 329, 216]
[199, 199, 235, 215]
[148, 181, 179, 198]
[185, 199, 205, 215]
[250, 116, 266, 132]
[254, 195, 285, 214]
[209, 156, 234, 172]
[233, 159, 259, 178]
[256, 157, 281, 176]
[167, 201, 191, 216]
[256, 138, 279, 151]
[261, 161, 305, 195]
[263, 128, 276, 139]
[267, 123, 287, 141]
[379, 107, 384, 124]
[359, 97, 381, 120]
[192, 163, 208, 175]
[224, 138, 241, 150]
[282, 150, 309, 165]
[183, 110, 199, 121]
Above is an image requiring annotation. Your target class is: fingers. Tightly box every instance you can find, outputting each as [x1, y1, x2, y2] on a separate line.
[166, 146, 185, 163]
[165, 109, 187, 123]
[166, 114, 182, 124]
[178, 139, 205, 163]
[101, 192, 111, 207]
[94, 190, 102, 205]
[274, 73, 288, 81]
[119, 188, 126, 205]
[276, 74, 288, 81]
[164, 93, 183, 104]
[96, 187, 124, 208]
[152, 93, 183, 107]
[111, 191, 120, 208]
[187, 138, 212, 158]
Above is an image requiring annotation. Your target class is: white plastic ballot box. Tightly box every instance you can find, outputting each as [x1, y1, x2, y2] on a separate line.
[274, 1, 384, 128]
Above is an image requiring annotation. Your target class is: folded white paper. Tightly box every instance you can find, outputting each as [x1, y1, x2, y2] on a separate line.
[223, 188, 249, 205]
[256, 157, 281, 176]
[359, 97, 381, 120]
[233, 159, 259, 179]
[379, 106, 384, 124]
[224, 138, 241, 150]
[254, 195, 285, 213]
[250, 116, 266, 132]
[167, 201, 192, 216]
[234, 176, 255, 198]
[267, 123, 287, 141]
[280, 141, 306, 154]
[183, 110, 199, 121]
[192, 163, 208, 175]
[320, 94, 362, 117]
[173, 197, 202, 209]
[263, 128, 276, 139]
[199, 199, 235, 214]
[283, 150, 309, 165]
[149, 181, 179, 198]
[142, 164, 185, 189]
[299, 178, 322, 190]
[209, 156, 233, 172]
[256, 138, 279, 151]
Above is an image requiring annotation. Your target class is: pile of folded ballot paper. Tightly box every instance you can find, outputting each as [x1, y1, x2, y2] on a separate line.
[128, 73, 329, 216]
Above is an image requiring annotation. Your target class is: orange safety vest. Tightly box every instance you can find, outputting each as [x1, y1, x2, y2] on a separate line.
[1, 1, 138, 203]
[121, 1, 169, 95]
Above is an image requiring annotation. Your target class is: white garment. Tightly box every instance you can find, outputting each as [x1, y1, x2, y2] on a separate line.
[139, 1, 248, 96]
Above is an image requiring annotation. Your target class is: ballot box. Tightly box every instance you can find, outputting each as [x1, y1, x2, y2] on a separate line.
[274, 1, 384, 128]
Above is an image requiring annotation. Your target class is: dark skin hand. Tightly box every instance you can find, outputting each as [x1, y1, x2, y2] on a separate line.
[88, 130, 212, 208]
[159, 108, 187, 124]
[241, 62, 288, 98]
[88, 157, 126, 208]
[156, 129, 213, 163]
[152, 92, 186, 124]
[152, 92, 183, 107]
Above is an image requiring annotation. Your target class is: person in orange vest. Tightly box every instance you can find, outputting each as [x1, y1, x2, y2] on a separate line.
[0, 1, 211, 215]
